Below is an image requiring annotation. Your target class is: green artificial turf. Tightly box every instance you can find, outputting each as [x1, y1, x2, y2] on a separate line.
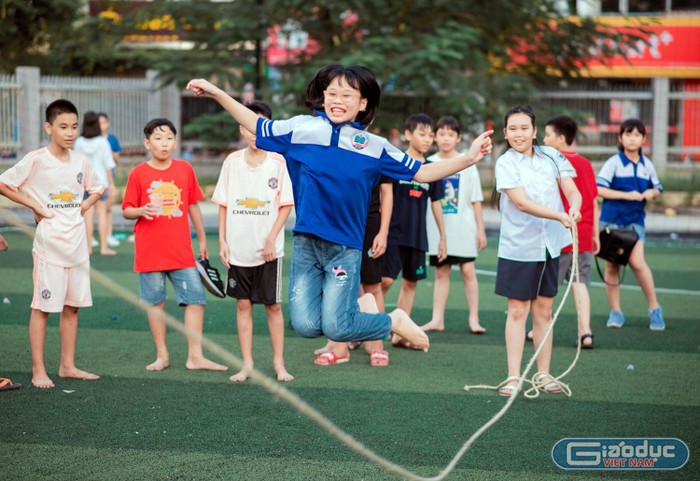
[1, 230, 698, 480]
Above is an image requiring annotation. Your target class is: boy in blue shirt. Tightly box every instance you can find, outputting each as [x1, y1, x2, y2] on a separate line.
[187, 65, 493, 352]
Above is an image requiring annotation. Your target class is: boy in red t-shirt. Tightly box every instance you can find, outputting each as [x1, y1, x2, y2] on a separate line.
[544, 115, 599, 349]
[122, 118, 228, 372]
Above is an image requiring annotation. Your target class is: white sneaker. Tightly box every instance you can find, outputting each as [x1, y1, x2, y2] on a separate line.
[91, 239, 99, 247]
[128, 234, 136, 243]
[106, 235, 121, 247]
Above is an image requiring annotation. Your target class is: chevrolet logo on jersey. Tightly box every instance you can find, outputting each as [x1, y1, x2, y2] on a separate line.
[236, 198, 269, 209]
[49, 191, 79, 203]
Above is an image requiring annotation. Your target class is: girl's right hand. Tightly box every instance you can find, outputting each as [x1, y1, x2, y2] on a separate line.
[626, 190, 645, 202]
[558, 212, 574, 228]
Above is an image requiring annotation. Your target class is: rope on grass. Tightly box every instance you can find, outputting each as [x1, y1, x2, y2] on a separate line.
[464, 224, 584, 399]
[0, 206, 580, 481]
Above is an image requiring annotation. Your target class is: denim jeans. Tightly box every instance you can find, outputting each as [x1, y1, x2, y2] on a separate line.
[139, 267, 206, 306]
[289, 234, 392, 342]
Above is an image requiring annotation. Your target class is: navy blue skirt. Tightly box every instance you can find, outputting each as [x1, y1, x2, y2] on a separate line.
[495, 253, 559, 300]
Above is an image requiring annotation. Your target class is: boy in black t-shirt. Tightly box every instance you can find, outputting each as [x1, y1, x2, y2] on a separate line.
[381, 114, 446, 349]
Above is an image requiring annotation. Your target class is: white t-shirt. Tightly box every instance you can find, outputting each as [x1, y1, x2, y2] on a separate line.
[495, 145, 575, 262]
[211, 149, 294, 267]
[426, 153, 484, 258]
[0, 147, 104, 266]
[74, 136, 115, 187]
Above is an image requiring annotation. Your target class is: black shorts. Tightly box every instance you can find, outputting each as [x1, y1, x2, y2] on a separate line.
[226, 259, 282, 305]
[361, 214, 384, 285]
[494, 254, 559, 300]
[382, 245, 427, 282]
[429, 255, 476, 267]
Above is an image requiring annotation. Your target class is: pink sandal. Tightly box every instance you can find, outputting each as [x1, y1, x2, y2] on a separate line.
[313, 352, 350, 366]
[370, 350, 389, 367]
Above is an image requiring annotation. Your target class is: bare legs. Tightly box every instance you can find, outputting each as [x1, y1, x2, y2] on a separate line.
[423, 262, 485, 333]
[502, 296, 555, 391]
[604, 241, 659, 312]
[230, 300, 293, 382]
[30, 306, 100, 389]
[84, 201, 116, 256]
[145, 303, 228, 372]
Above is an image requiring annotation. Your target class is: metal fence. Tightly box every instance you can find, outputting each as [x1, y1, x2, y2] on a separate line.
[39, 75, 151, 152]
[0, 74, 21, 156]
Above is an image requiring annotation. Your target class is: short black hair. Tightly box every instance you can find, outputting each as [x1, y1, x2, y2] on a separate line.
[46, 99, 78, 124]
[405, 113, 433, 133]
[435, 116, 460, 136]
[246, 101, 272, 120]
[618, 118, 646, 154]
[144, 118, 177, 138]
[81, 111, 102, 139]
[546, 115, 578, 146]
[305, 64, 381, 126]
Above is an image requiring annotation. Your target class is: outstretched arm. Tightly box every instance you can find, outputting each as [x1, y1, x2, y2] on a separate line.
[504, 187, 576, 228]
[413, 130, 493, 183]
[187, 79, 259, 134]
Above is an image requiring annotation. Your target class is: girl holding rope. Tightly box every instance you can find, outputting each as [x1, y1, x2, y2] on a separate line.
[494, 106, 582, 396]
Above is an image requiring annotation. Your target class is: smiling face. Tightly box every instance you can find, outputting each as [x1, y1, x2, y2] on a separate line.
[144, 125, 177, 163]
[45, 112, 79, 153]
[504, 112, 536, 156]
[323, 77, 368, 125]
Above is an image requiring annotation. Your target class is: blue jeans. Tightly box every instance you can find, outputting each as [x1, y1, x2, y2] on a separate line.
[139, 267, 206, 306]
[289, 234, 392, 342]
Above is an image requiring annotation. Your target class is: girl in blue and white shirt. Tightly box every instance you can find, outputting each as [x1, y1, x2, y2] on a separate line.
[597, 118, 665, 331]
[494, 106, 581, 397]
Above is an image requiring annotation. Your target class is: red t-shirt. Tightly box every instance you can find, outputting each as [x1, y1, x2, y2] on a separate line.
[122, 159, 204, 272]
[559, 151, 597, 253]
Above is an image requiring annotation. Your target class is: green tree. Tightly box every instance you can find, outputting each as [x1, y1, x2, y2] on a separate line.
[81, 1, 644, 137]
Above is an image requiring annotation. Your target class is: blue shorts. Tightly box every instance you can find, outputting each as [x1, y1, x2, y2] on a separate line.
[139, 267, 206, 306]
[495, 253, 559, 300]
[83, 190, 109, 202]
[601, 222, 645, 242]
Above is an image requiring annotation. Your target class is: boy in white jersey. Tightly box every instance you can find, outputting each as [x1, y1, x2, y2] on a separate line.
[424, 116, 487, 335]
[212, 101, 295, 382]
[0, 99, 105, 389]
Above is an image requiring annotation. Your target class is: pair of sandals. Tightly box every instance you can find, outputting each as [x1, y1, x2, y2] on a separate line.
[313, 350, 389, 366]
[498, 372, 565, 397]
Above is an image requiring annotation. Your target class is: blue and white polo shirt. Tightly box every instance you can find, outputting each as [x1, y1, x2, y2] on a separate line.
[256, 111, 420, 250]
[597, 152, 663, 227]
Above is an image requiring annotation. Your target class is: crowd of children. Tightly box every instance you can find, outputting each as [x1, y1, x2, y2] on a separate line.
[0, 64, 666, 395]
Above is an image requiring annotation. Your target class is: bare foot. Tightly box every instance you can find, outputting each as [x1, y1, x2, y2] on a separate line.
[469, 322, 487, 335]
[58, 367, 100, 380]
[229, 367, 253, 382]
[32, 373, 56, 389]
[390, 309, 429, 352]
[100, 248, 117, 256]
[146, 358, 169, 371]
[186, 357, 228, 371]
[391, 333, 416, 350]
[275, 366, 294, 382]
[421, 320, 445, 332]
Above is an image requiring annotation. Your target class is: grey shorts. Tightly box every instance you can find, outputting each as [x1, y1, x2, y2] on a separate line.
[558, 252, 592, 285]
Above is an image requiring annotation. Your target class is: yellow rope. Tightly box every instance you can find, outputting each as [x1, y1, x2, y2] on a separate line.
[0, 206, 581, 481]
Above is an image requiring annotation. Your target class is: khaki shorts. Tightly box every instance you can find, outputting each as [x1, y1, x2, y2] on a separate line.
[31, 253, 92, 313]
[558, 251, 592, 285]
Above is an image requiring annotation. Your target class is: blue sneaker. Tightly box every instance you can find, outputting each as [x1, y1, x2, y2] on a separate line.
[606, 310, 625, 328]
[649, 306, 666, 331]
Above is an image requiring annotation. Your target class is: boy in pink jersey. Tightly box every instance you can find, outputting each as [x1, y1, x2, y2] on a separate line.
[0, 99, 105, 389]
[212, 101, 294, 382]
[122, 118, 227, 373]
